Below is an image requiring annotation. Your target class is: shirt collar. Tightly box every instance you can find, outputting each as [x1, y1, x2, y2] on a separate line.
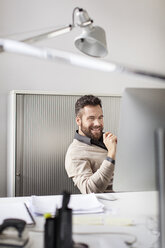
[74, 130, 107, 150]
[74, 130, 91, 145]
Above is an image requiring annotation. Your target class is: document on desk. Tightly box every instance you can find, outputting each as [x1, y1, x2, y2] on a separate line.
[31, 193, 104, 215]
[0, 202, 35, 225]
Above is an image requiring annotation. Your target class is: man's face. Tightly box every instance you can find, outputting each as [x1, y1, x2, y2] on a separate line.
[76, 105, 104, 140]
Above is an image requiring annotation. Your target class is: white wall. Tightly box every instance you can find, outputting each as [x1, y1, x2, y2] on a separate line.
[0, 0, 165, 196]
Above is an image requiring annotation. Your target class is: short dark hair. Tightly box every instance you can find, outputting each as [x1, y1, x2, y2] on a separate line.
[75, 95, 102, 116]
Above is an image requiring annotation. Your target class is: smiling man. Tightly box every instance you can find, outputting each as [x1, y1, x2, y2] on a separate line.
[65, 95, 117, 194]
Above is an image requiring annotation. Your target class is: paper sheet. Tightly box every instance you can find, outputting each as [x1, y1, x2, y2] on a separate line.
[73, 215, 134, 226]
[0, 202, 34, 225]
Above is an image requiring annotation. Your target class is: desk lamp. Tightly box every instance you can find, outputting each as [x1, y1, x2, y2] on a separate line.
[21, 7, 108, 58]
[0, 6, 165, 81]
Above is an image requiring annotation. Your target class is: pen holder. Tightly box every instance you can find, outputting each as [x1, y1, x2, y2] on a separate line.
[55, 208, 73, 248]
[44, 208, 73, 248]
[44, 191, 73, 248]
[44, 217, 55, 248]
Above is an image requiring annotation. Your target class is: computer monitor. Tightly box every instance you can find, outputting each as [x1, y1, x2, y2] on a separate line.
[113, 88, 165, 192]
[155, 128, 165, 248]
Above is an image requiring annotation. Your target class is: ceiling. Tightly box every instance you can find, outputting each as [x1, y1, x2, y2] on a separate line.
[0, 0, 165, 90]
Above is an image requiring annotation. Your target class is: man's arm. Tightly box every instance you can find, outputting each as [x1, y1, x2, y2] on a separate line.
[72, 159, 114, 194]
[65, 133, 117, 194]
[65, 150, 115, 194]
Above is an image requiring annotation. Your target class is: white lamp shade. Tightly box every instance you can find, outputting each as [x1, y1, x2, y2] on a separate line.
[74, 26, 108, 58]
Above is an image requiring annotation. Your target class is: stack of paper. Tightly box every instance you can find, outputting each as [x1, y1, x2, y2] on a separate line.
[31, 193, 104, 215]
[70, 194, 104, 214]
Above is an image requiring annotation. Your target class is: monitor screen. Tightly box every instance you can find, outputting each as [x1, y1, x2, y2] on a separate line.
[114, 88, 165, 192]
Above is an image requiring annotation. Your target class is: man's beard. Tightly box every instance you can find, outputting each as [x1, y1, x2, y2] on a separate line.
[81, 124, 103, 140]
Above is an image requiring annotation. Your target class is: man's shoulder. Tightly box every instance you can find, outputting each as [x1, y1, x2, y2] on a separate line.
[66, 139, 93, 156]
[68, 139, 90, 150]
[66, 138, 106, 154]
[65, 139, 89, 161]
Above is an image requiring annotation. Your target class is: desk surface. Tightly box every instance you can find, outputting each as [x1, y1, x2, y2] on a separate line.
[0, 191, 159, 248]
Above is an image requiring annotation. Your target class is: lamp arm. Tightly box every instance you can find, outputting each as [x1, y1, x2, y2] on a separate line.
[21, 24, 73, 44]
[20, 7, 92, 44]
[0, 38, 165, 81]
[117, 65, 165, 81]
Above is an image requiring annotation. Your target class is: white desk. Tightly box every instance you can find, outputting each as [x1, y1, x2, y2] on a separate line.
[0, 191, 159, 248]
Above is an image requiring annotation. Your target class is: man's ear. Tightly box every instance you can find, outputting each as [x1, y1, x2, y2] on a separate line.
[76, 116, 81, 126]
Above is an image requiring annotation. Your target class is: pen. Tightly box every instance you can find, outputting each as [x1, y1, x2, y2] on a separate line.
[61, 191, 70, 210]
[24, 203, 36, 225]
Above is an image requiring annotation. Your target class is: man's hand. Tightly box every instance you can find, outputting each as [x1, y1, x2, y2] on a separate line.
[103, 132, 117, 159]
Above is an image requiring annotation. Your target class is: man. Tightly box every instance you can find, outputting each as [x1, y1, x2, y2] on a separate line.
[65, 95, 117, 194]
